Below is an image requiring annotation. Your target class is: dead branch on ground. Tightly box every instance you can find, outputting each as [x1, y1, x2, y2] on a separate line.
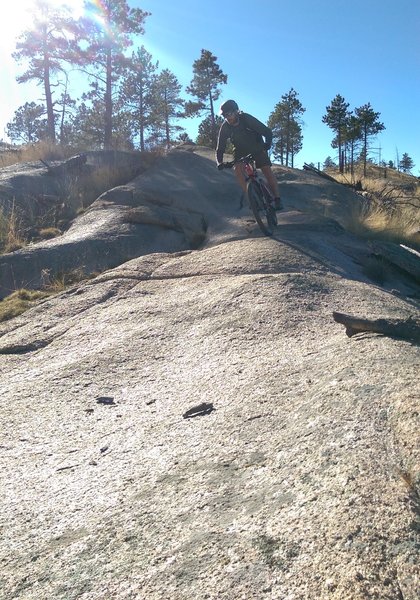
[333, 312, 420, 344]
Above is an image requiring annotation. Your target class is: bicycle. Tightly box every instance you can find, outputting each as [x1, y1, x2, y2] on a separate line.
[220, 154, 278, 236]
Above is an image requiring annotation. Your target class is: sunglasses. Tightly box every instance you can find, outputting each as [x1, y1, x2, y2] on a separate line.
[223, 111, 236, 118]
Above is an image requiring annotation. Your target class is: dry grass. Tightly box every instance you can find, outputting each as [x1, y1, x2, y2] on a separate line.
[0, 268, 97, 323]
[45, 267, 92, 293]
[37, 227, 62, 240]
[326, 163, 420, 248]
[0, 142, 158, 254]
[0, 213, 62, 254]
[328, 161, 418, 185]
[355, 200, 419, 248]
[0, 140, 77, 168]
[0, 288, 50, 322]
[0, 142, 157, 321]
[0, 203, 27, 253]
[0, 142, 77, 254]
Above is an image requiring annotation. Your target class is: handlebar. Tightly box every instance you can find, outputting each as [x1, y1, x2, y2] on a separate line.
[219, 154, 254, 170]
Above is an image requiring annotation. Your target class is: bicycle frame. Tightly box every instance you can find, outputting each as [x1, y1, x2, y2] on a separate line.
[222, 154, 277, 236]
[234, 155, 275, 198]
[223, 154, 270, 194]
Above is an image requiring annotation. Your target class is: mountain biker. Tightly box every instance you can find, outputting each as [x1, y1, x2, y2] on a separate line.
[216, 99, 283, 210]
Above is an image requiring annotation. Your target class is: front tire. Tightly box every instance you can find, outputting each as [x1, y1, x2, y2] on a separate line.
[260, 182, 278, 230]
[247, 180, 276, 236]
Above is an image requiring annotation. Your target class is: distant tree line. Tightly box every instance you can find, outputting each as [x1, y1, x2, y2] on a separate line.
[323, 152, 415, 175]
[322, 94, 387, 176]
[5, 0, 415, 174]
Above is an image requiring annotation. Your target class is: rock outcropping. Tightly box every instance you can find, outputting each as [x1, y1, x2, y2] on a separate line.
[0, 146, 419, 600]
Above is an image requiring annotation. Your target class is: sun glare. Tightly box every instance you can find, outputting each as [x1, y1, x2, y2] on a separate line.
[0, 0, 85, 52]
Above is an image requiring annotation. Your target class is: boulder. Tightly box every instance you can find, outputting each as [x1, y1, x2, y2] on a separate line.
[0, 150, 144, 225]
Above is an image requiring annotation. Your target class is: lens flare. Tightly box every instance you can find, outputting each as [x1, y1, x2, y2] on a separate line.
[83, 0, 119, 41]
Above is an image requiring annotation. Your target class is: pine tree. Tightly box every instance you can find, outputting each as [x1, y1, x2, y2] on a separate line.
[77, 0, 150, 149]
[268, 88, 305, 167]
[186, 49, 227, 148]
[121, 46, 158, 151]
[330, 114, 362, 175]
[344, 114, 363, 175]
[399, 153, 415, 173]
[6, 102, 48, 143]
[56, 90, 77, 145]
[322, 94, 350, 173]
[176, 132, 194, 144]
[12, 0, 78, 142]
[148, 70, 185, 149]
[354, 103, 385, 176]
[323, 156, 336, 169]
[67, 100, 106, 149]
[196, 115, 224, 147]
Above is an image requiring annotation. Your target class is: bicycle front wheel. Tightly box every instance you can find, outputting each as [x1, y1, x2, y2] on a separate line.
[247, 180, 277, 236]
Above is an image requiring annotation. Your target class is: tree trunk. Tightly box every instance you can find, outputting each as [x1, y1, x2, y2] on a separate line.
[333, 312, 420, 343]
[369, 242, 420, 282]
[43, 57, 56, 143]
[139, 84, 145, 152]
[363, 125, 368, 177]
[165, 107, 170, 149]
[104, 49, 113, 149]
[338, 128, 343, 173]
[209, 91, 217, 149]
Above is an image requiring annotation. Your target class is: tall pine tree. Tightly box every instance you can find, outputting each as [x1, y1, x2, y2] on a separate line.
[121, 46, 158, 151]
[354, 103, 385, 176]
[12, 0, 78, 142]
[6, 102, 48, 143]
[399, 153, 414, 173]
[343, 115, 362, 175]
[268, 88, 305, 167]
[322, 94, 350, 173]
[185, 49, 227, 148]
[77, 0, 149, 149]
[148, 69, 185, 149]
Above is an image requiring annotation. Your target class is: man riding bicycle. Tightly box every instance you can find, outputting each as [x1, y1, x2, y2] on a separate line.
[216, 99, 283, 210]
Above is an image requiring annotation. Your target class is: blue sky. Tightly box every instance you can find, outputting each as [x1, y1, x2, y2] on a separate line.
[1, 0, 419, 172]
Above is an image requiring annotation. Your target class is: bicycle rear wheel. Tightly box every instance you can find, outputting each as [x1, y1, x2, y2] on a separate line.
[247, 180, 277, 236]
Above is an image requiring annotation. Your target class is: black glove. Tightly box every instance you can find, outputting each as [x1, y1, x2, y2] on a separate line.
[217, 163, 224, 170]
[264, 142, 271, 151]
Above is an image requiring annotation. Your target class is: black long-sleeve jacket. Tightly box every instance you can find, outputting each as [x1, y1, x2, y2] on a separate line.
[216, 112, 273, 164]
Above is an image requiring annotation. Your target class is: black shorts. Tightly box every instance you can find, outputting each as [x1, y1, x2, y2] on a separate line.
[234, 147, 271, 168]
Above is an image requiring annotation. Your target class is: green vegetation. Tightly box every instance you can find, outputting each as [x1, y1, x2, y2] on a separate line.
[185, 49, 227, 148]
[322, 95, 386, 176]
[268, 88, 305, 168]
[3, 0, 414, 171]
[1, 1, 417, 322]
